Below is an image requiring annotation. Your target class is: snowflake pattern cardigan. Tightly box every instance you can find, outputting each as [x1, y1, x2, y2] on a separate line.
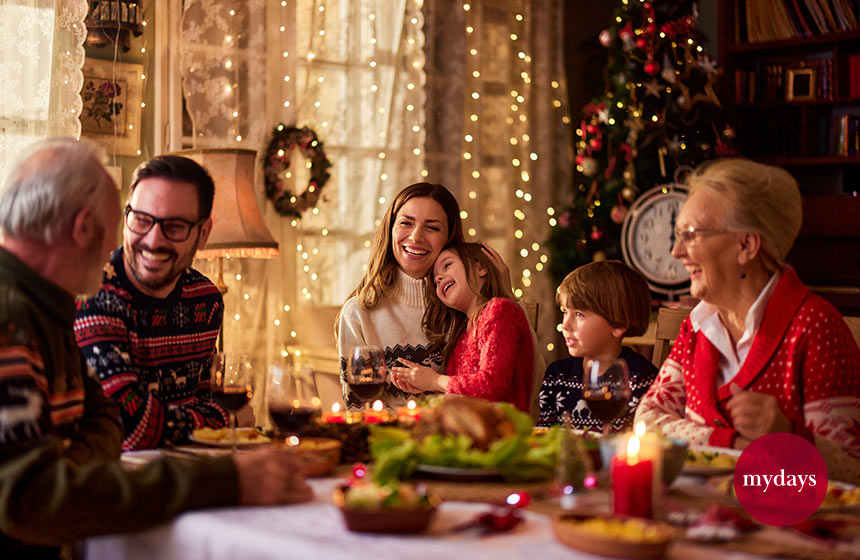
[634, 267, 860, 482]
[74, 248, 228, 450]
[446, 297, 535, 413]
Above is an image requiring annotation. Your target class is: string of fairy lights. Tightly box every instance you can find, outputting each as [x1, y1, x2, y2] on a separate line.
[459, 1, 571, 353]
[221, 0, 426, 357]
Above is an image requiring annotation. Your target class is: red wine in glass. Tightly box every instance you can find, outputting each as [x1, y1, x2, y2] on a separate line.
[213, 388, 251, 413]
[347, 346, 388, 409]
[350, 382, 385, 403]
[269, 405, 315, 434]
[583, 389, 628, 425]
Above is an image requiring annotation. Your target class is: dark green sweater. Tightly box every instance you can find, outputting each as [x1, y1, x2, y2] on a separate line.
[0, 248, 238, 557]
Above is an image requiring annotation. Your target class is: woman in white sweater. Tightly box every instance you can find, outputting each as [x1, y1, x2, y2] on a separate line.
[337, 183, 511, 409]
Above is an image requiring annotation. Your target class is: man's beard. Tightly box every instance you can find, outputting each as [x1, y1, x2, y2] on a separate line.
[125, 237, 199, 293]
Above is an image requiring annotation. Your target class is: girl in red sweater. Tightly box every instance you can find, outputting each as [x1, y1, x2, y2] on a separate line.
[390, 243, 534, 412]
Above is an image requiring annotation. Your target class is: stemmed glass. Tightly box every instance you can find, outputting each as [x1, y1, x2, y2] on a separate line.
[582, 358, 631, 436]
[210, 352, 254, 453]
[267, 363, 319, 444]
[345, 345, 388, 410]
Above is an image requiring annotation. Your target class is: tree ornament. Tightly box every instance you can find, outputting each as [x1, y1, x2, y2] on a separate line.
[592, 250, 607, 262]
[636, 37, 648, 50]
[622, 186, 637, 202]
[644, 60, 660, 76]
[264, 124, 332, 218]
[559, 211, 575, 229]
[575, 153, 585, 166]
[590, 226, 604, 242]
[589, 137, 603, 150]
[610, 204, 627, 224]
[581, 157, 599, 177]
[599, 29, 612, 47]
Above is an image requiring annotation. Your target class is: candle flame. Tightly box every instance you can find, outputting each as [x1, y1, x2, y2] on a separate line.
[634, 421, 646, 438]
[372, 400, 383, 412]
[627, 434, 640, 464]
[311, 396, 321, 407]
[292, 399, 300, 408]
[331, 402, 341, 413]
[407, 400, 417, 410]
[287, 435, 300, 446]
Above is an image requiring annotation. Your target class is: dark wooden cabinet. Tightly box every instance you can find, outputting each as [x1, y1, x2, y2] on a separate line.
[718, 0, 860, 313]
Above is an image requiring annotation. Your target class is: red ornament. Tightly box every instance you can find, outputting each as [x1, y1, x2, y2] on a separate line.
[647, 23, 657, 34]
[590, 227, 604, 242]
[586, 123, 598, 134]
[575, 154, 585, 165]
[636, 37, 648, 50]
[618, 23, 633, 41]
[589, 137, 602, 150]
[644, 60, 660, 76]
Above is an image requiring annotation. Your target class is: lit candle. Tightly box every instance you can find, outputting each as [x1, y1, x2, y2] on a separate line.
[322, 402, 346, 423]
[363, 400, 386, 423]
[611, 427, 654, 519]
[397, 399, 422, 422]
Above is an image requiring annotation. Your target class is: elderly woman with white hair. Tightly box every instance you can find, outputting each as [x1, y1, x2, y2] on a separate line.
[634, 158, 860, 481]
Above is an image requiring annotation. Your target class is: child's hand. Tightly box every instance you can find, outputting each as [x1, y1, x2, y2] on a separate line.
[391, 359, 449, 393]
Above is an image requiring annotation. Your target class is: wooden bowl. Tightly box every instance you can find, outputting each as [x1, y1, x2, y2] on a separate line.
[552, 513, 673, 559]
[332, 485, 439, 533]
[289, 437, 341, 477]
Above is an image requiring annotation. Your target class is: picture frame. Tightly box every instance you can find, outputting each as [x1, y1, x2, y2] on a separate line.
[786, 67, 815, 101]
[81, 58, 143, 157]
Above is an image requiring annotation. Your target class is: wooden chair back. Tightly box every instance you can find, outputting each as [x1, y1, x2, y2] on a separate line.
[652, 307, 693, 368]
[845, 316, 860, 348]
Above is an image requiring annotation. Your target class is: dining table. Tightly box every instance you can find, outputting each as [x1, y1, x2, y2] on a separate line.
[84, 450, 860, 560]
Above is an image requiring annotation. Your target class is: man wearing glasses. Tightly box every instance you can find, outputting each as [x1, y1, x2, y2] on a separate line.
[75, 155, 251, 449]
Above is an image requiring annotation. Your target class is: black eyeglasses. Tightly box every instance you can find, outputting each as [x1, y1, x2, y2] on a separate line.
[124, 206, 205, 242]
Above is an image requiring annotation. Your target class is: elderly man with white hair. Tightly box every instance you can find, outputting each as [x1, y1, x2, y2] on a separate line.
[0, 138, 311, 559]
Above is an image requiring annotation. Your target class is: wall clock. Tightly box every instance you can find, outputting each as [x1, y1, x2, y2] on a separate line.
[620, 183, 690, 297]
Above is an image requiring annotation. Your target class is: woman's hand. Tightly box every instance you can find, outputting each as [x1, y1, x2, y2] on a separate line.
[390, 359, 449, 393]
[481, 243, 514, 299]
[726, 383, 791, 441]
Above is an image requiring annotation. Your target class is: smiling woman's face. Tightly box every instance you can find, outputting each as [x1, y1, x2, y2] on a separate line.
[390, 197, 449, 278]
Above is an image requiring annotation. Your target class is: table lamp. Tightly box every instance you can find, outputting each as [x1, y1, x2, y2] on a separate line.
[173, 148, 279, 350]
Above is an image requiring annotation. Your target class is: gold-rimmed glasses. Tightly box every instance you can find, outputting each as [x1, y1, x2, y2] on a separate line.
[672, 225, 733, 245]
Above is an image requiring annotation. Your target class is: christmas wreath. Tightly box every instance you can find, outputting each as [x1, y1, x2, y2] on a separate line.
[263, 124, 332, 218]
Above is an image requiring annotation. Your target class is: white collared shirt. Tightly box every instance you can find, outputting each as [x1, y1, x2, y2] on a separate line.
[688, 271, 781, 387]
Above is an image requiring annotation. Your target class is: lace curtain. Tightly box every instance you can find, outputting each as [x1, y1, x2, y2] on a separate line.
[0, 0, 88, 178]
[181, 0, 426, 408]
[423, 0, 573, 364]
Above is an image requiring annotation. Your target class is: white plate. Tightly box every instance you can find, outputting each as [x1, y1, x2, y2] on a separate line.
[413, 464, 503, 482]
[682, 445, 741, 476]
[188, 428, 271, 448]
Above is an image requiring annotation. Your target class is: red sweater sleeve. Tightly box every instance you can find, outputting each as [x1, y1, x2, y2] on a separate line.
[447, 298, 532, 404]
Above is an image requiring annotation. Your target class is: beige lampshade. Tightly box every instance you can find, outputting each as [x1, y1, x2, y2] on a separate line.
[173, 148, 279, 259]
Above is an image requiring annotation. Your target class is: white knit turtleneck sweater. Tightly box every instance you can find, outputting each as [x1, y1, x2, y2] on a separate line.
[337, 270, 443, 409]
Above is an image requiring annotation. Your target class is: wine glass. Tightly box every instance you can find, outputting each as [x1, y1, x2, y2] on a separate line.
[346, 345, 388, 409]
[211, 352, 254, 453]
[582, 358, 631, 435]
[267, 363, 319, 443]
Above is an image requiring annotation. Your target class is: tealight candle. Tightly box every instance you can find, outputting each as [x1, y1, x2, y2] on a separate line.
[322, 402, 346, 423]
[611, 428, 654, 519]
[363, 400, 386, 423]
[397, 399, 422, 422]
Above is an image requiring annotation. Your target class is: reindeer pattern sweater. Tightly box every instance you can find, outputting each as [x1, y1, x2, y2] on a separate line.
[74, 248, 228, 450]
[634, 267, 860, 482]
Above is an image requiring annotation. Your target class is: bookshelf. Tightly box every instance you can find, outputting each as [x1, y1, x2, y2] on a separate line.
[718, 0, 860, 313]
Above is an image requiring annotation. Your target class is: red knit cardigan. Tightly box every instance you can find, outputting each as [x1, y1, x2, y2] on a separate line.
[446, 298, 535, 413]
[635, 268, 860, 482]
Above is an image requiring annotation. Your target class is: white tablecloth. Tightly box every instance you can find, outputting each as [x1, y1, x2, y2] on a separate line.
[85, 477, 596, 560]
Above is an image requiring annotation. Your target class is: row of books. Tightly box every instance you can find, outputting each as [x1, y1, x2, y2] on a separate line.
[816, 113, 860, 154]
[850, 54, 860, 97]
[735, 0, 860, 43]
[734, 58, 834, 103]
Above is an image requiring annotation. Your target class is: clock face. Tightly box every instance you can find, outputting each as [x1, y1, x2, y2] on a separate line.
[622, 190, 689, 290]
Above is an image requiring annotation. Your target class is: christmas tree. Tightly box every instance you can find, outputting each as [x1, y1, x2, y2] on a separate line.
[547, 0, 735, 283]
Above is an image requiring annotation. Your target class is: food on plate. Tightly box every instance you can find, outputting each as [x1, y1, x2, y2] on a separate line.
[821, 482, 860, 508]
[192, 427, 270, 444]
[341, 480, 434, 510]
[685, 449, 738, 469]
[562, 517, 672, 543]
[369, 395, 560, 483]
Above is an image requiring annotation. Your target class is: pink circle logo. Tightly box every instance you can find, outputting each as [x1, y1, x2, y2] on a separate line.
[734, 433, 828, 526]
